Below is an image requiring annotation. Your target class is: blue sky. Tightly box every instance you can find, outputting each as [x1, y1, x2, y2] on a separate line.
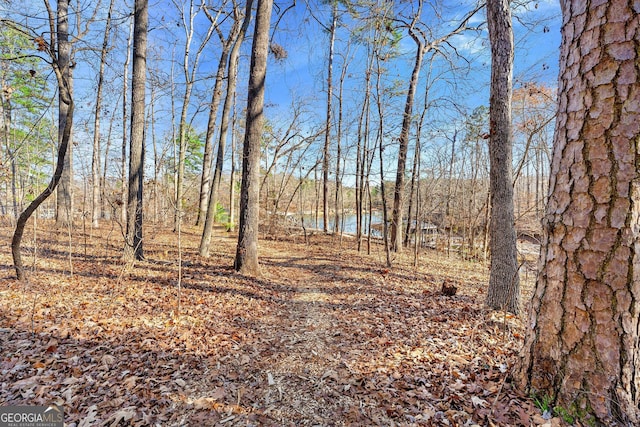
[263, 0, 561, 111]
[2, 0, 563, 185]
[253, 0, 562, 184]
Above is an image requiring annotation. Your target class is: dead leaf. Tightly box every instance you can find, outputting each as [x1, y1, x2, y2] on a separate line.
[106, 407, 137, 427]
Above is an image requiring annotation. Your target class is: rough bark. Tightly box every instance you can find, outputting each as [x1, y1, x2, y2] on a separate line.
[517, 1, 640, 424]
[485, 0, 520, 314]
[123, 0, 148, 262]
[234, 0, 272, 274]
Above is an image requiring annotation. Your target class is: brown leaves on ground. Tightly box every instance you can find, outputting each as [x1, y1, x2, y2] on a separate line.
[0, 223, 547, 426]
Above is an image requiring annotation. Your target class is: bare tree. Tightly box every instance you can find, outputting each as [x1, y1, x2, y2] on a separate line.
[197, 1, 240, 226]
[121, 15, 134, 225]
[200, 0, 251, 257]
[333, 40, 353, 234]
[390, 1, 482, 252]
[321, 1, 337, 233]
[173, 0, 219, 231]
[91, 0, 116, 227]
[49, 0, 100, 227]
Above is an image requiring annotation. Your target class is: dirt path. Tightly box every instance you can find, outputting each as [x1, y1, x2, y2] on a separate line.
[259, 255, 353, 425]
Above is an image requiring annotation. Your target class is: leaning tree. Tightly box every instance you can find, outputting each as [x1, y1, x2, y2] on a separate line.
[5, 3, 74, 280]
[518, 0, 640, 424]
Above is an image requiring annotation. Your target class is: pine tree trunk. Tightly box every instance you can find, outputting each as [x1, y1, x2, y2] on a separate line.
[485, 0, 519, 314]
[518, 1, 640, 424]
[234, 0, 272, 274]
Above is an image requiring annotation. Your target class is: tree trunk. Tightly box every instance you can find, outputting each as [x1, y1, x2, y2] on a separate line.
[102, 104, 116, 221]
[322, 2, 337, 234]
[12, 100, 73, 280]
[405, 124, 420, 248]
[406, 59, 433, 248]
[445, 130, 457, 256]
[518, 1, 640, 424]
[228, 95, 237, 232]
[374, 54, 391, 267]
[123, 0, 148, 262]
[121, 16, 134, 226]
[55, 0, 73, 227]
[485, 0, 519, 314]
[12, 8, 75, 278]
[356, 50, 374, 252]
[150, 85, 159, 223]
[174, 94, 192, 231]
[334, 42, 350, 235]
[234, 0, 272, 274]
[174, 0, 195, 231]
[196, 23, 238, 226]
[1, 86, 17, 222]
[174, 0, 216, 231]
[200, 1, 250, 256]
[391, 27, 423, 253]
[91, 0, 115, 227]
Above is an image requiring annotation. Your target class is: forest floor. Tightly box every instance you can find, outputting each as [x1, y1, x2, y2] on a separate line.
[0, 221, 562, 426]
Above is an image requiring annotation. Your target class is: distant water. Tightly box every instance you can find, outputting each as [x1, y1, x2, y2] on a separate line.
[298, 213, 383, 237]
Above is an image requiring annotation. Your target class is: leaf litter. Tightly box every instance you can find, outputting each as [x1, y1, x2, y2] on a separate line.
[0, 223, 558, 426]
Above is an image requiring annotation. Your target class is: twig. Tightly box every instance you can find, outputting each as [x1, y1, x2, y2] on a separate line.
[491, 366, 512, 415]
[67, 209, 73, 277]
[30, 289, 39, 336]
